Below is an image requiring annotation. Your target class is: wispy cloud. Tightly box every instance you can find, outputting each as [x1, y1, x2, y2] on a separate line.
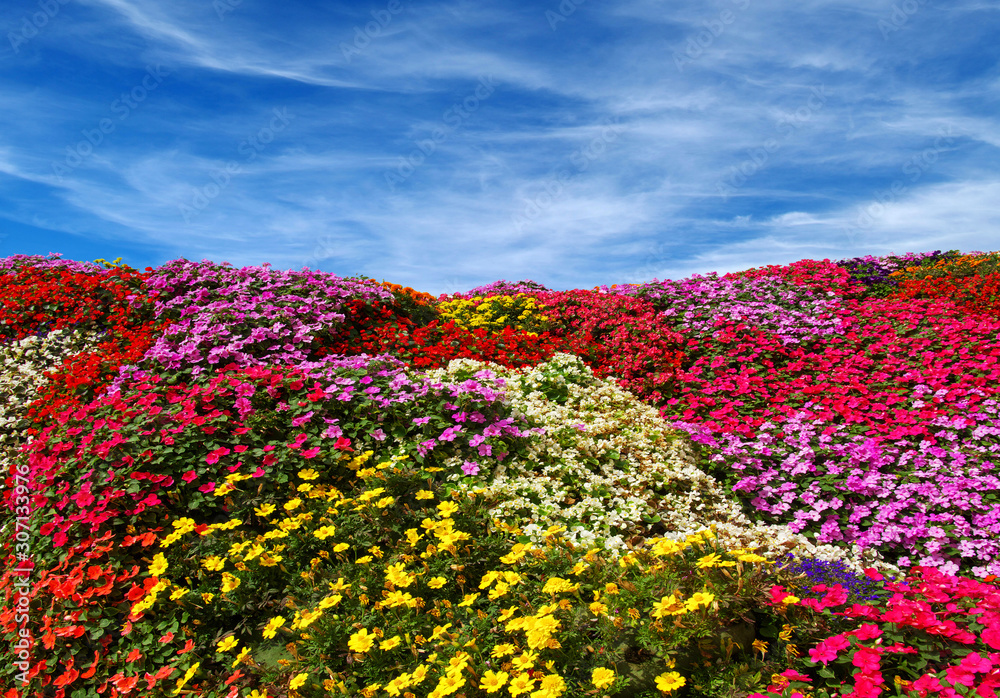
[1, 0, 997, 292]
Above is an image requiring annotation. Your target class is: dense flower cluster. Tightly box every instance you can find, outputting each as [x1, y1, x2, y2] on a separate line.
[3, 250, 1000, 697]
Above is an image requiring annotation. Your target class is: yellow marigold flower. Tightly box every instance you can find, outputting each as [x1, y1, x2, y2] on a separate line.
[627, 608, 641, 621]
[436, 501, 458, 517]
[232, 646, 251, 667]
[201, 592, 215, 603]
[416, 490, 435, 500]
[262, 616, 285, 639]
[427, 576, 447, 589]
[541, 577, 578, 595]
[480, 670, 509, 693]
[458, 593, 479, 607]
[779, 624, 796, 641]
[651, 595, 685, 619]
[349, 628, 376, 653]
[369, 545, 384, 558]
[489, 582, 510, 600]
[216, 635, 238, 653]
[651, 538, 685, 556]
[429, 623, 452, 640]
[604, 583, 619, 595]
[738, 553, 769, 563]
[244, 544, 264, 562]
[283, 498, 302, 511]
[289, 672, 309, 690]
[385, 563, 416, 588]
[213, 482, 236, 496]
[174, 661, 199, 693]
[293, 608, 322, 629]
[313, 525, 337, 540]
[220, 572, 241, 593]
[333, 542, 349, 552]
[298, 468, 319, 480]
[405, 528, 423, 546]
[507, 673, 535, 696]
[592, 667, 615, 689]
[655, 671, 686, 693]
[376, 496, 395, 508]
[511, 651, 538, 672]
[685, 591, 715, 611]
[355, 556, 373, 565]
[380, 635, 402, 650]
[202, 556, 225, 572]
[383, 590, 417, 608]
[540, 674, 565, 694]
[170, 587, 190, 601]
[498, 606, 518, 622]
[782, 595, 800, 604]
[255, 503, 276, 517]
[149, 552, 168, 577]
[319, 594, 342, 609]
[411, 664, 430, 684]
[479, 570, 502, 589]
[589, 601, 608, 616]
[696, 553, 723, 568]
[491, 643, 516, 657]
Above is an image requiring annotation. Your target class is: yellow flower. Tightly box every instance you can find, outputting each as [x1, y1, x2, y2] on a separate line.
[511, 651, 538, 672]
[202, 556, 225, 572]
[385, 563, 416, 588]
[541, 577, 578, 594]
[655, 672, 686, 693]
[221, 572, 241, 593]
[480, 570, 502, 589]
[427, 576, 447, 589]
[201, 592, 215, 604]
[319, 594, 342, 609]
[592, 667, 615, 689]
[685, 591, 715, 611]
[383, 590, 417, 608]
[480, 670, 509, 693]
[216, 635, 238, 653]
[173, 661, 199, 694]
[262, 616, 285, 639]
[298, 468, 320, 480]
[429, 623, 452, 640]
[355, 556, 373, 565]
[149, 553, 168, 577]
[333, 542, 349, 552]
[376, 496, 395, 508]
[289, 672, 309, 690]
[489, 582, 511, 600]
[283, 498, 302, 511]
[313, 525, 337, 540]
[405, 528, 423, 546]
[737, 553, 769, 563]
[507, 673, 535, 696]
[458, 593, 479, 607]
[782, 595, 800, 604]
[437, 501, 458, 517]
[416, 490, 435, 500]
[349, 628, 376, 653]
[696, 553, 723, 568]
[540, 674, 566, 695]
[589, 601, 608, 616]
[652, 593, 687, 618]
[232, 646, 251, 667]
[498, 606, 518, 622]
[380, 635, 402, 650]
[604, 583, 619, 595]
[255, 503, 276, 517]
[491, 643, 515, 658]
[169, 587, 190, 601]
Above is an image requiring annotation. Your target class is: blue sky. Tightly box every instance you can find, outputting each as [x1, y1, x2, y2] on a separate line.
[1, 0, 998, 294]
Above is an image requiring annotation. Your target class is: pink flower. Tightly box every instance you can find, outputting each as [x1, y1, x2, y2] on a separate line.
[301, 447, 321, 459]
[198, 482, 216, 494]
[205, 447, 231, 464]
[852, 646, 882, 674]
[461, 461, 480, 476]
[852, 624, 883, 642]
[182, 470, 197, 483]
[334, 437, 352, 451]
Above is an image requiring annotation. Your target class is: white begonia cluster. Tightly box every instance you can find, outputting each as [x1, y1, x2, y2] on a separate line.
[428, 353, 893, 575]
[0, 329, 104, 485]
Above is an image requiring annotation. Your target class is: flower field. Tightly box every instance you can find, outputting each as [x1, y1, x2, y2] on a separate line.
[2, 250, 1000, 698]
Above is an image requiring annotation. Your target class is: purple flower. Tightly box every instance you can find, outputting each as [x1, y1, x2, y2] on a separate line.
[462, 461, 480, 476]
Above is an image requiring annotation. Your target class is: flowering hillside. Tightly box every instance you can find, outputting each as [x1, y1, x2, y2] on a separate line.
[2, 251, 999, 698]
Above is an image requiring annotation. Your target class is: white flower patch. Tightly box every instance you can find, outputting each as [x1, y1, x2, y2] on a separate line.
[428, 353, 888, 573]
